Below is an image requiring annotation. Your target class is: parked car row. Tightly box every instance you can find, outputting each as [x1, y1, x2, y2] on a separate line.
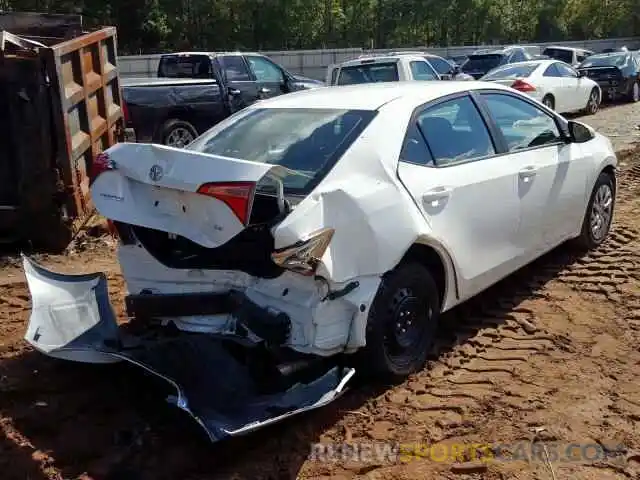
[121, 46, 639, 149]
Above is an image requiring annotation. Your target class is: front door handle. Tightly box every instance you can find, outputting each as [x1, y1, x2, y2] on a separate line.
[228, 88, 241, 96]
[518, 166, 538, 182]
[422, 186, 452, 204]
[258, 87, 271, 95]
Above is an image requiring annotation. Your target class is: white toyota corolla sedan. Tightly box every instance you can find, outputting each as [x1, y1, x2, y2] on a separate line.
[21, 81, 617, 441]
[481, 59, 602, 115]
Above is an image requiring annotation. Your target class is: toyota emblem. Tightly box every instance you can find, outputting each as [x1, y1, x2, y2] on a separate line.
[149, 164, 163, 181]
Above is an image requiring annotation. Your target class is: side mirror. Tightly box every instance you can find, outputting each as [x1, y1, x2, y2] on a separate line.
[452, 65, 461, 75]
[577, 70, 585, 78]
[567, 120, 595, 143]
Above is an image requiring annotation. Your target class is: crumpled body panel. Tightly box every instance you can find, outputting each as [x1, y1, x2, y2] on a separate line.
[22, 255, 355, 442]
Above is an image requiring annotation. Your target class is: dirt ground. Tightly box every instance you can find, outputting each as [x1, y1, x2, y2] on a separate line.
[2, 132, 640, 479]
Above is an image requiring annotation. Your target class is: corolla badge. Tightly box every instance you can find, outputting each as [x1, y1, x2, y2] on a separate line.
[149, 164, 163, 181]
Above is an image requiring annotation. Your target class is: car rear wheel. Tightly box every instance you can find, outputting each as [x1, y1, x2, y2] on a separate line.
[584, 88, 600, 115]
[542, 95, 555, 110]
[630, 81, 640, 103]
[358, 262, 440, 381]
[574, 171, 615, 250]
[157, 119, 198, 148]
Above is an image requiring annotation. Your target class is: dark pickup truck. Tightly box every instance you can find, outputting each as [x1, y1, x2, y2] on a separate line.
[122, 52, 324, 147]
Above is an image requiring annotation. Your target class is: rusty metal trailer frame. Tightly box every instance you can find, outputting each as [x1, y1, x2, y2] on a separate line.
[0, 18, 124, 250]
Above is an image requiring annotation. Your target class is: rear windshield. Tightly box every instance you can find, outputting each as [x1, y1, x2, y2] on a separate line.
[462, 54, 504, 72]
[187, 108, 376, 195]
[158, 55, 212, 78]
[542, 48, 574, 64]
[482, 63, 539, 80]
[336, 62, 399, 85]
[579, 53, 629, 68]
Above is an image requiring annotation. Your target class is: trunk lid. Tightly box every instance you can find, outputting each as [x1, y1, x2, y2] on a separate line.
[91, 142, 287, 248]
[579, 66, 623, 82]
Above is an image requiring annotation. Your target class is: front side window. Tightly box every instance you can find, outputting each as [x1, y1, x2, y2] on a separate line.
[247, 56, 284, 83]
[480, 93, 562, 151]
[187, 108, 375, 195]
[428, 57, 454, 75]
[410, 61, 438, 81]
[416, 96, 495, 165]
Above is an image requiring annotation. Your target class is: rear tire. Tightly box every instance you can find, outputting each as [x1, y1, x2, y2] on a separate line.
[542, 95, 555, 110]
[357, 262, 440, 381]
[573, 172, 615, 250]
[157, 119, 198, 148]
[584, 88, 600, 115]
[629, 81, 640, 103]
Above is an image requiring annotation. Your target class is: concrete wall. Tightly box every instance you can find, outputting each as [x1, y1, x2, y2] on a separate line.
[117, 37, 640, 81]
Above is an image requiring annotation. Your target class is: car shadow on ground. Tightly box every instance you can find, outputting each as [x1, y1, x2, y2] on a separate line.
[0, 241, 586, 480]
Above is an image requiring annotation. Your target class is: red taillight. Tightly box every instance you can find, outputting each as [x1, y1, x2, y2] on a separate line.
[511, 79, 536, 92]
[196, 181, 255, 225]
[122, 101, 130, 123]
[90, 152, 114, 184]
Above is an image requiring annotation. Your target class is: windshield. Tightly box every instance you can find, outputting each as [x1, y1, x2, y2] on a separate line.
[580, 53, 629, 68]
[158, 55, 212, 78]
[336, 62, 399, 85]
[186, 108, 375, 195]
[542, 48, 574, 64]
[462, 54, 504, 73]
[482, 63, 539, 80]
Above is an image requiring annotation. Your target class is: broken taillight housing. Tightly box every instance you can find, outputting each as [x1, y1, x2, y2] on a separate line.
[271, 228, 335, 276]
[90, 152, 115, 184]
[197, 181, 256, 225]
[511, 79, 536, 92]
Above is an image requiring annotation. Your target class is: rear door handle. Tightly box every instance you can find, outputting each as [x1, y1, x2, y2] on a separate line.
[518, 166, 538, 182]
[228, 88, 241, 96]
[422, 186, 452, 204]
[258, 87, 271, 94]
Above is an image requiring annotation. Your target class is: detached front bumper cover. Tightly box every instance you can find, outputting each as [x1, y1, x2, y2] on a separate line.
[21, 255, 355, 442]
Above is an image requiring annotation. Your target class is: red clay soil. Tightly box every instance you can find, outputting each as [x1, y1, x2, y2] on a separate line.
[1, 149, 640, 480]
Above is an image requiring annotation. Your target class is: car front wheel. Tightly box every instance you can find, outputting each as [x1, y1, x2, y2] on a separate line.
[359, 262, 440, 381]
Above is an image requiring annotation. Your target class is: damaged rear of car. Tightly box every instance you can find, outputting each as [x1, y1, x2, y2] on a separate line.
[22, 87, 449, 441]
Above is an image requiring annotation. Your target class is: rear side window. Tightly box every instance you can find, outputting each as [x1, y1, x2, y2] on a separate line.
[220, 56, 252, 81]
[158, 55, 212, 78]
[330, 67, 339, 85]
[400, 123, 434, 166]
[337, 63, 399, 85]
[416, 96, 495, 165]
[483, 63, 538, 80]
[410, 61, 438, 81]
[462, 54, 504, 73]
[543, 63, 561, 77]
[187, 108, 376, 195]
[542, 48, 574, 64]
[480, 93, 561, 151]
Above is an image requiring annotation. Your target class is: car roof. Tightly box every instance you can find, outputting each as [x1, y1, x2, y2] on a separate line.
[543, 45, 593, 52]
[160, 51, 262, 57]
[338, 55, 426, 67]
[250, 81, 514, 111]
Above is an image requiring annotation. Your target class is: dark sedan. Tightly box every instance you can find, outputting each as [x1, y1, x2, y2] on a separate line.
[577, 51, 640, 102]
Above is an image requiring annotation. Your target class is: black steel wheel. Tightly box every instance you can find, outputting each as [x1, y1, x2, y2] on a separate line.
[358, 262, 440, 380]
